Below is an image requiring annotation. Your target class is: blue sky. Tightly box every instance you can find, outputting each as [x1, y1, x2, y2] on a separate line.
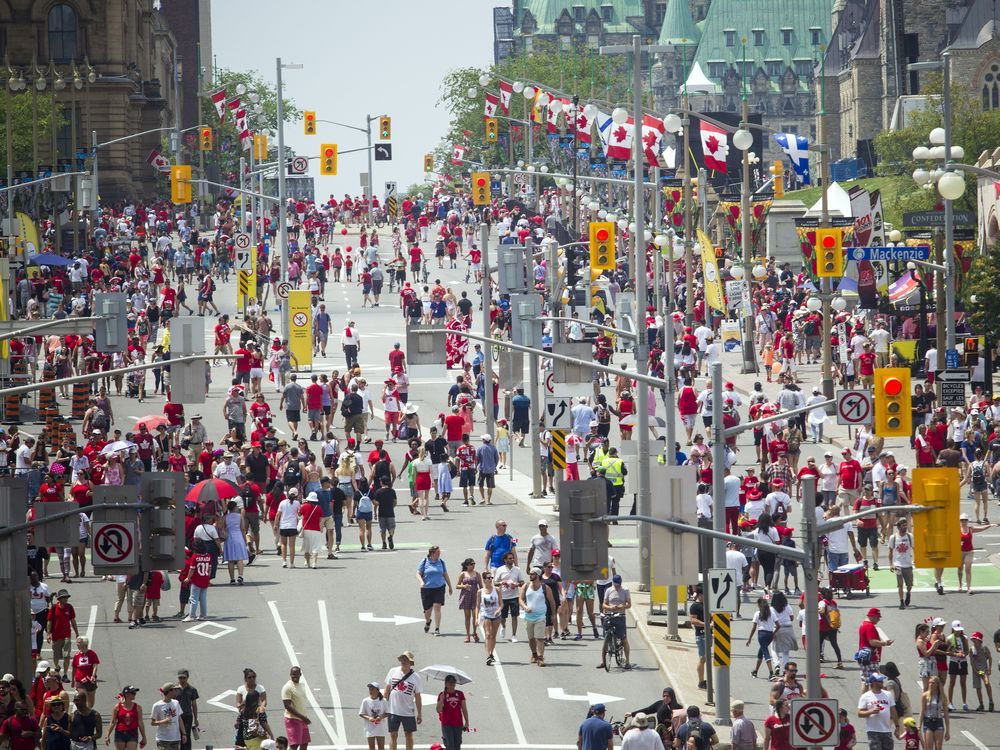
[213, 1, 498, 199]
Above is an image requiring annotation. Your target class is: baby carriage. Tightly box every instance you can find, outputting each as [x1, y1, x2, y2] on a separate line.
[126, 369, 144, 399]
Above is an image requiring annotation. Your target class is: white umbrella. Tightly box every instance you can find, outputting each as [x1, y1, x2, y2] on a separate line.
[620, 414, 667, 428]
[418, 665, 473, 685]
[100, 440, 136, 455]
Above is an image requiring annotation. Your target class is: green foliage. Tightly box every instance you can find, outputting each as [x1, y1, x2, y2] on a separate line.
[197, 68, 299, 188]
[965, 240, 1000, 341]
[0, 92, 65, 173]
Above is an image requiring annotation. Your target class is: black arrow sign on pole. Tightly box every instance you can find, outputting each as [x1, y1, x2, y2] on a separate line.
[713, 570, 733, 609]
[374, 144, 393, 162]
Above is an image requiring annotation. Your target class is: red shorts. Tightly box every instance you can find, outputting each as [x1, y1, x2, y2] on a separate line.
[564, 463, 580, 481]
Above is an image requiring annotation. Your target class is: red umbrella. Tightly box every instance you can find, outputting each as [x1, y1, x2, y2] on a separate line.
[184, 479, 240, 515]
[134, 414, 170, 432]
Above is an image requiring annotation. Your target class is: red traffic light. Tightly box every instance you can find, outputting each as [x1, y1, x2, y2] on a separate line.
[595, 228, 610, 242]
[883, 377, 903, 397]
[821, 234, 837, 249]
[476, 177, 487, 187]
[324, 147, 334, 157]
[306, 113, 314, 121]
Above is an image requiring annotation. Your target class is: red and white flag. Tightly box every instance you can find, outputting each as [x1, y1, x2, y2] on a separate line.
[452, 144, 466, 165]
[606, 117, 634, 160]
[210, 89, 228, 123]
[484, 92, 500, 118]
[240, 130, 253, 151]
[234, 108, 249, 134]
[146, 149, 171, 173]
[700, 120, 729, 173]
[574, 106, 594, 144]
[547, 98, 570, 134]
[641, 115, 665, 167]
[498, 80, 513, 114]
[227, 98, 241, 122]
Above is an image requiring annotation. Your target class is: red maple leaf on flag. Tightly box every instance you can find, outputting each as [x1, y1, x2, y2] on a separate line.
[642, 130, 659, 149]
[613, 126, 628, 143]
[577, 115, 588, 130]
[705, 135, 720, 154]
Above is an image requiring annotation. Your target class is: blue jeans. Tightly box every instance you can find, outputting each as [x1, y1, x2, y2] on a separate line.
[827, 551, 849, 571]
[189, 584, 208, 618]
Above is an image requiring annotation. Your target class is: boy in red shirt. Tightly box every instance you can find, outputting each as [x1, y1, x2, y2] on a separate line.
[181, 543, 212, 622]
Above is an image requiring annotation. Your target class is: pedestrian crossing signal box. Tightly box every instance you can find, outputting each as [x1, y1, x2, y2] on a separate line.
[964, 337, 980, 367]
[472, 172, 491, 205]
[814, 227, 843, 278]
[911, 468, 961, 568]
[170, 165, 192, 204]
[320, 144, 338, 176]
[873, 368, 911, 438]
[589, 221, 615, 273]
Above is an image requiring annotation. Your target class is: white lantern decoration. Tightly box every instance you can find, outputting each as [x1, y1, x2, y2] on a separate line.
[912, 168, 930, 185]
[951, 145, 965, 160]
[527, 164, 535, 172]
[653, 234, 668, 248]
[937, 171, 966, 200]
[929, 145, 946, 160]
[733, 129, 753, 151]
[588, 200, 599, 211]
[752, 264, 768, 280]
[607, 213, 617, 223]
[540, 165, 549, 173]
[517, 159, 525, 168]
[912, 146, 930, 160]
[617, 219, 629, 230]
[513, 81, 524, 93]
[729, 265, 745, 279]
[235, 83, 247, 95]
[664, 113, 682, 133]
[929, 127, 946, 145]
[583, 103, 598, 119]
[523, 85, 535, 99]
[628, 222, 637, 233]
[807, 296, 823, 312]
[478, 73, 491, 87]
[644, 230, 653, 243]
[537, 92, 550, 107]
[888, 229, 902, 243]
[831, 296, 848, 312]
[671, 242, 686, 261]
[598, 209, 608, 219]
[611, 107, 629, 124]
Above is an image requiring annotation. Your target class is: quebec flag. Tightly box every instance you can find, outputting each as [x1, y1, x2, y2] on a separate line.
[774, 133, 810, 185]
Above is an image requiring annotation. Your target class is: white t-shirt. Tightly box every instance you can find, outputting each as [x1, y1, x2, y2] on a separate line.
[870, 328, 891, 353]
[819, 463, 839, 492]
[193, 523, 220, 545]
[495, 564, 525, 600]
[888, 532, 914, 569]
[826, 522, 854, 555]
[725, 549, 748, 575]
[621, 727, 663, 750]
[236, 684, 266, 704]
[384, 667, 423, 717]
[723, 475, 741, 508]
[752, 609, 776, 632]
[151, 699, 182, 742]
[277, 499, 301, 530]
[359, 696, 388, 737]
[695, 492, 713, 519]
[858, 690, 895, 733]
[529, 533, 557, 565]
[29, 582, 50, 614]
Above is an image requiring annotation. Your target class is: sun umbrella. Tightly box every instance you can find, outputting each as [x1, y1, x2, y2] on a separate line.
[27, 252, 74, 267]
[417, 666, 472, 685]
[100, 440, 136, 455]
[134, 414, 170, 432]
[620, 414, 667, 428]
[184, 478, 240, 505]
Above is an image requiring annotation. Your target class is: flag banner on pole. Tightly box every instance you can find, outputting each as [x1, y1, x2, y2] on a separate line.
[227, 98, 241, 121]
[146, 149, 171, 173]
[234, 108, 249, 135]
[641, 114, 665, 167]
[451, 144, 466, 165]
[498, 80, 512, 114]
[699, 121, 729, 173]
[596, 111, 613, 156]
[240, 130, 253, 151]
[698, 228, 727, 312]
[484, 92, 499, 118]
[773, 132, 811, 184]
[547, 98, 569, 134]
[605, 117, 634, 161]
[210, 89, 228, 123]
[574, 106, 593, 144]
[531, 90, 547, 124]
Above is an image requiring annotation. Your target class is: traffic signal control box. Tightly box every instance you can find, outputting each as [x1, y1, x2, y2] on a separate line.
[485, 117, 498, 142]
[471, 171, 491, 205]
[140, 473, 187, 571]
[199, 128, 213, 151]
[170, 165, 192, 204]
[814, 227, 843, 278]
[873, 367, 912, 438]
[94, 293, 128, 353]
[911, 467, 961, 568]
[304, 111, 316, 135]
[589, 221, 615, 273]
[320, 144, 338, 176]
[558, 479, 610, 582]
[379, 116, 391, 140]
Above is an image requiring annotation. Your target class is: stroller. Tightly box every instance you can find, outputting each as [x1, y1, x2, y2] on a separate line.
[126, 369, 144, 399]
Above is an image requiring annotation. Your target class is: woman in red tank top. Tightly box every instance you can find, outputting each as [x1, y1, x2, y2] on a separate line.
[957, 516, 993, 593]
[106, 687, 146, 750]
[676, 377, 699, 443]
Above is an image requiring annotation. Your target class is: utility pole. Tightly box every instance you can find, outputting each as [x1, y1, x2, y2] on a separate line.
[710, 362, 730, 720]
[818, 50, 834, 402]
[942, 52, 956, 352]
[481, 223, 495, 439]
[366, 114, 375, 225]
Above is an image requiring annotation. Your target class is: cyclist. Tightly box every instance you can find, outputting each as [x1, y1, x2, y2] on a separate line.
[598, 574, 632, 670]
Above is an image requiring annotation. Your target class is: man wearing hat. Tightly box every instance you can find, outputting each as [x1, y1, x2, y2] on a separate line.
[151, 683, 185, 750]
[969, 630, 994, 712]
[599, 575, 632, 671]
[857, 671, 900, 750]
[175, 670, 199, 750]
[887, 518, 914, 609]
[47, 590, 78, 681]
[577, 703, 613, 750]
[858, 608, 893, 682]
[182, 415, 207, 465]
[383, 651, 422, 750]
[620, 711, 658, 748]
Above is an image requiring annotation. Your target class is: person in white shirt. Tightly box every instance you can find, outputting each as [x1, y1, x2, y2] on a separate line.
[151, 683, 185, 746]
[725, 542, 748, 618]
[213, 453, 241, 485]
[870, 322, 891, 368]
[695, 484, 713, 521]
[14, 438, 35, 474]
[824, 505, 857, 570]
[358, 682, 388, 741]
[857, 673, 899, 744]
[704, 336, 722, 368]
[620, 713, 661, 749]
[276, 489, 302, 568]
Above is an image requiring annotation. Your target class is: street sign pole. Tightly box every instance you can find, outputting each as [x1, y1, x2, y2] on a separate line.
[710, 362, 728, 720]
[481, 223, 495, 440]
[801, 476, 823, 730]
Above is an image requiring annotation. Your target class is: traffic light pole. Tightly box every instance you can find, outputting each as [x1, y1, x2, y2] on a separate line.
[0, 316, 101, 342]
[480, 223, 495, 440]
[366, 114, 375, 225]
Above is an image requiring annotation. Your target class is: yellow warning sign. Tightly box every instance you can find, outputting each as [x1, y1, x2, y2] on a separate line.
[712, 613, 731, 666]
[550, 429, 566, 470]
[287, 289, 313, 370]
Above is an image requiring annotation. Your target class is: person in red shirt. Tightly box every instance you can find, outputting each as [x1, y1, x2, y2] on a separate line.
[70, 637, 100, 705]
[796, 456, 820, 500]
[853, 486, 881, 568]
[47, 591, 78, 679]
[197, 442, 216, 482]
[388, 343, 406, 372]
[249, 393, 272, 429]
[837, 448, 863, 510]
[213, 315, 233, 361]
[233, 345, 252, 386]
[181, 542, 213, 621]
[857, 607, 891, 679]
[455, 434, 478, 506]
[305, 374, 325, 441]
[143, 570, 164, 623]
[444, 405, 466, 451]
[133, 424, 155, 471]
[0, 700, 40, 750]
[858, 342, 877, 388]
[763, 699, 794, 750]
[167, 445, 188, 474]
[38, 474, 64, 503]
[408, 244, 424, 275]
[163, 401, 184, 447]
[436, 676, 468, 745]
[69, 474, 93, 508]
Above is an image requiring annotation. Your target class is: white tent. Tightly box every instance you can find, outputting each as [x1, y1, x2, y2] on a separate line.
[680, 62, 715, 95]
[804, 181, 852, 217]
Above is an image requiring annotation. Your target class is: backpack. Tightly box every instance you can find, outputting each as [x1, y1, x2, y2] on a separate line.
[92, 410, 109, 431]
[825, 601, 841, 630]
[357, 493, 374, 514]
[686, 720, 705, 750]
[972, 462, 986, 486]
[854, 647, 873, 665]
[282, 462, 302, 488]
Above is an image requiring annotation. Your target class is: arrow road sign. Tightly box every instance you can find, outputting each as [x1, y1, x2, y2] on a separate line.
[836, 389, 873, 426]
[544, 396, 572, 429]
[289, 156, 308, 175]
[791, 699, 839, 747]
[374, 144, 393, 161]
[547, 687, 623, 704]
[234, 248, 252, 272]
[234, 232, 251, 250]
[92, 522, 136, 566]
[357, 612, 426, 626]
[707, 568, 739, 613]
[938, 368, 971, 382]
[276, 281, 293, 300]
[847, 245, 930, 261]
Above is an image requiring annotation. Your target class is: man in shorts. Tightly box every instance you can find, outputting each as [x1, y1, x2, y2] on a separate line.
[455, 434, 477, 506]
[495, 552, 524, 642]
[476, 434, 498, 505]
[374, 476, 397, 550]
[887, 518, 914, 609]
[384, 651, 423, 750]
[280, 374, 306, 440]
[599, 575, 631, 670]
[853, 486, 881, 569]
[281, 666, 311, 750]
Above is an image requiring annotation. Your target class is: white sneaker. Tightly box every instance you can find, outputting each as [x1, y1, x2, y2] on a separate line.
[199, 616, 208, 620]
[511, 636, 519, 643]
[182, 616, 195, 622]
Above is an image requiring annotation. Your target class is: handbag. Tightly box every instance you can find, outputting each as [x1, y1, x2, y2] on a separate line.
[161, 573, 172, 592]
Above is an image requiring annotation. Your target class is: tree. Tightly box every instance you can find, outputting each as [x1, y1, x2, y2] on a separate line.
[966, 240, 1000, 342]
[0, 92, 65, 174]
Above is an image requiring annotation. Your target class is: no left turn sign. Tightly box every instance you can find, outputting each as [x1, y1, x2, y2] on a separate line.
[836, 389, 873, 426]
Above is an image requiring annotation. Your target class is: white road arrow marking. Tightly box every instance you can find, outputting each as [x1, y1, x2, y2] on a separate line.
[206, 689, 238, 713]
[357, 612, 426, 626]
[547, 687, 624, 704]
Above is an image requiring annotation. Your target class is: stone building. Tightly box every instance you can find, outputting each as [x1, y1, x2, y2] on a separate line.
[0, 0, 210, 200]
[510, 0, 667, 51]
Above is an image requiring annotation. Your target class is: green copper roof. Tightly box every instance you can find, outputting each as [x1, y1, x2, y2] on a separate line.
[690, 0, 831, 92]
[658, 0, 700, 46]
[520, 0, 647, 35]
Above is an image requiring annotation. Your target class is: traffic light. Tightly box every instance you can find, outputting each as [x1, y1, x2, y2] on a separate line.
[304, 111, 316, 136]
[873, 367, 912, 438]
[199, 127, 213, 151]
[94, 293, 127, 353]
[814, 227, 843, 278]
[770, 160, 785, 198]
[140, 473, 186, 571]
[558, 479, 609, 582]
[471, 171, 491, 205]
[589, 221, 615, 273]
[911, 467, 961, 568]
[964, 336, 980, 367]
[253, 133, 268, 161]
[485, 117, 498, 142]
[379, 115, 391, 140]
[170, 164, 192, 204]
[320, 144, 338, 176]
[424, 154, 434, 173]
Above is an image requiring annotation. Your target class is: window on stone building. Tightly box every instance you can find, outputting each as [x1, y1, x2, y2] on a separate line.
[709, 62, 727, 78]
[573, 6, 584, 21]
[602, 5, 613, 21]
[984, 64, 1000, 110]
[48, 4, 78, 63]
[725, 30, 736, 47]
[753, 30, 765, 46]
[781, 28, 793, 45]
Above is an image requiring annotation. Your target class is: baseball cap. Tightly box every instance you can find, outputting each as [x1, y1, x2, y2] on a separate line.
[866, 673, 885, 683]
[366, 681, 382, 690]
[972, 631, 984, 640]
[161, 682, 178, 693]
[867, 607, 881, 617]
[36, 660, 51, 673]
[591, 703, 607, 713]
[538, 519, 548, 526]
[612, 574, 622, 585]
[952, 620, 964, 631]
[960, 513, 969, 521]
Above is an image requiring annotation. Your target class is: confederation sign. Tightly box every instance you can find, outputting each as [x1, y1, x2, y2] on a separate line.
[847, 246, 930, 262]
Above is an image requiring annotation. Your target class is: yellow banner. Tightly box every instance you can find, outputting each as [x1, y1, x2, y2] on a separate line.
[531, 89, 545, 123]
[16, 212, 39, 258]
[287, 289, 313, 370]
[698, 228, 726, 312]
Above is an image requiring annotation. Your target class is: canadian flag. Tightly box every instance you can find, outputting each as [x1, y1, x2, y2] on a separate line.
[234, 108, 249, 134]
[700, 120, 729, 173]
[574, 106, 594, 144]
[240, 130, 253, 151]
[606, 117, 634, 160]
[641, 115, 665, 167]
[547, 98, 569, 134]
[452, 144, 466, 165]
[484, 92, 499, 118]
[210, 89, 227, 123]
[146, 149, 171, 173]
[498, 80, 513, 114]
[227, 98, 241, 121]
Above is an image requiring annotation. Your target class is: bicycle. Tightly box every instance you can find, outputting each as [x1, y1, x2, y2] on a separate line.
[601, 612, 626, 671]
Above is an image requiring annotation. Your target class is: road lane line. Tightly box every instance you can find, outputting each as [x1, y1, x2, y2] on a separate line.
[492, 654, 528, 746]
[267, 600, 344, 748]
[85, 604, 97, 644]
[963, 731, 989, 750]
[317, 600, 346, 744]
